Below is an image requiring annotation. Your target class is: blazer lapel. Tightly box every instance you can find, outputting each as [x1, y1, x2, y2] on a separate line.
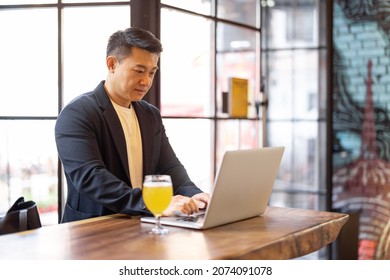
[94, 82, 130, 181]
[133, 102, 154, 176]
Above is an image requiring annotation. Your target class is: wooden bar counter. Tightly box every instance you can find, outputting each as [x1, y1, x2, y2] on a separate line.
[0, 206, 348, 260]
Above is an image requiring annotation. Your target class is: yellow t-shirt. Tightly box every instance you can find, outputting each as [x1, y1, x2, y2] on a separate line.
[111, 101, 143, 189]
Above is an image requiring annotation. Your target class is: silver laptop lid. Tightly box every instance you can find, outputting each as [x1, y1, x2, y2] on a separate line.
[202, 146, 285, 229]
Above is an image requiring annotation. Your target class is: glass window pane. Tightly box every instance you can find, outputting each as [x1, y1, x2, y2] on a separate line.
[267, 50, 319, 120]
[216, 23, 259, 118]
[217, 0, 260, 27]
[293, 50, 318, 119]
[268, 121, 322, 192]
[318, 49, 327, 119]
[267, 121, 293, 183]
[161, 0, 212, 15]
[0, 8, 58, 117]
[262, 0, 319, 49]
[62, 6, 130, 106]
[160, 9, 212, 117]
[0, 120, 58, 226]
[216, 120, 261, 169]
[162, 119, 213, 193]
[266, 50, 294, 120]
[217, 23, 258, 53]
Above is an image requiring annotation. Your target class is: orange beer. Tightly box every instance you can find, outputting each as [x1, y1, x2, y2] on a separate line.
[143, 183, 173, 216]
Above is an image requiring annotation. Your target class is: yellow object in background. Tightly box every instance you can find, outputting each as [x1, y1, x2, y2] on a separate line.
[229, 77, 248, 117]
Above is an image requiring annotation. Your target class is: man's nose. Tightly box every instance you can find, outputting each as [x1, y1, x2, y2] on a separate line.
[140, 74, 152, 87]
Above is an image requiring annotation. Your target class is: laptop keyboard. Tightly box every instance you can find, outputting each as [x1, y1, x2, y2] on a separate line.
[173, 211, 205, 222]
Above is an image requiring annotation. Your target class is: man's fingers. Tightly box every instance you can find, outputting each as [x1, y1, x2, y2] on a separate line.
[166, 195, 199, 215]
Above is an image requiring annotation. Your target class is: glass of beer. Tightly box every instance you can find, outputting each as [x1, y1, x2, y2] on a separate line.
[142, 174, 173, 235]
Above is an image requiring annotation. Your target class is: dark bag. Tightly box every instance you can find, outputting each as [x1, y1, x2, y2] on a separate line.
[0, 196, 42, 235]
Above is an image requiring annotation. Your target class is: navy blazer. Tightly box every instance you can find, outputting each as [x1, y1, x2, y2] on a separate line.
[55, 81, 202, 223]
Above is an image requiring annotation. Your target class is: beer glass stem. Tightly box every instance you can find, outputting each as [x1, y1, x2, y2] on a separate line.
[156, 215, 162, 230]
[149, 214, 168, 235]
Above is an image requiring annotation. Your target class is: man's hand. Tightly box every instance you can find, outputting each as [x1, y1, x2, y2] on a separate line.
[191, 192, 210, 210]
[162, 193, 210, 216]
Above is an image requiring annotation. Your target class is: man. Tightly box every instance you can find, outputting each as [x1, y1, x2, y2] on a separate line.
[55, 27, 209, 223]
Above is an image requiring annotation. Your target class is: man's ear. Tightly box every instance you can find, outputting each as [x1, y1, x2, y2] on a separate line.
[106, 56, 117, 73]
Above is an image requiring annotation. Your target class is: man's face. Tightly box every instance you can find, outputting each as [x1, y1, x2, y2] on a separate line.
[106, 47, 159, 106]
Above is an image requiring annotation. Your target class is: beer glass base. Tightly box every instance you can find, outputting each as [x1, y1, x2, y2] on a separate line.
[148, 226, 169, 235]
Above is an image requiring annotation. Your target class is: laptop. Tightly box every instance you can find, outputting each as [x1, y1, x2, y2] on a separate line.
[140, 146, 285, 230]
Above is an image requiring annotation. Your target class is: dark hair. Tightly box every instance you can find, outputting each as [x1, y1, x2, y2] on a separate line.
[106, 27, 163, 61]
